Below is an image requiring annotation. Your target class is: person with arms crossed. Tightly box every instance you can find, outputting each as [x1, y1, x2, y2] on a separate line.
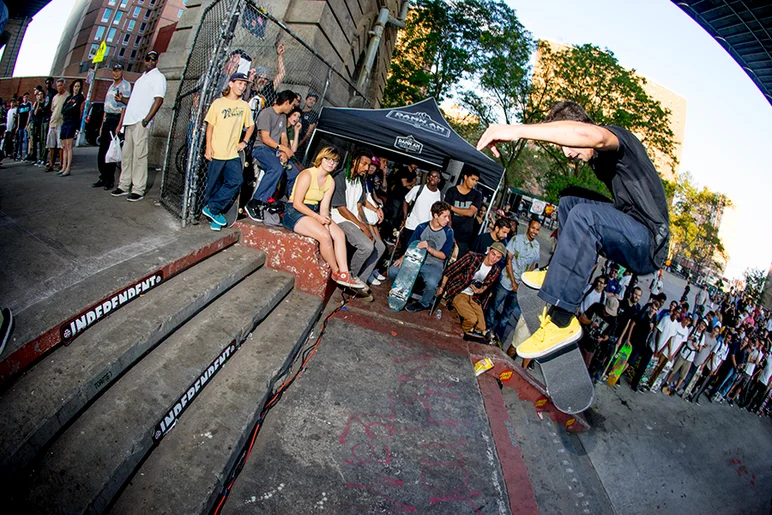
[113, 50, 166, 202]
[444, 169, 483, 258]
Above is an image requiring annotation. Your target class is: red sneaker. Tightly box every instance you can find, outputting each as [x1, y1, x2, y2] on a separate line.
[332, 271, 365, 289]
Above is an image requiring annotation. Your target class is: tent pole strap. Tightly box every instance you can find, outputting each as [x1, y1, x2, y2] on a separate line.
[480, 174, 504, 235]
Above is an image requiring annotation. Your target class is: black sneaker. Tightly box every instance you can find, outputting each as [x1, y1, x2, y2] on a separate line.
[405, 300, 426, 313]
[0, 307, 14, 357]
[111, 188, 129, 196]
[92, 180, 107, 188]
[245, 199, 264, 222]
[127, 193, 144, 202]
[103, 184, 114, 191]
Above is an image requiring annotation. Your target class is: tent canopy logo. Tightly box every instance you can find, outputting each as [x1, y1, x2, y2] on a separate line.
[386, 111, 450, 138]
[395, 135, 424, 154]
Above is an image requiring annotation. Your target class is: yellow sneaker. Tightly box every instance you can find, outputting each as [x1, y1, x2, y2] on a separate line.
[521, 268, 547, 289]
[516, 308, 582, 359]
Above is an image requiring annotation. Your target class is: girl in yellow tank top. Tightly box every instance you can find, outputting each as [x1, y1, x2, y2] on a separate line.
[282, 147, 365, 290]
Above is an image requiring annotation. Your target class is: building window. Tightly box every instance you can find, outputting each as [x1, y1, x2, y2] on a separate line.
[144, 9, 151, 19]
[119, 47, 126, 57]
[101, 8, 113, 23]
[135, 35, 141, 46]
[132, 6, 141, 17]
[94, 26, 106, 40]
[127, 20, 135, 31]
[183, 0, 188, 5]
[107, 27, 117, 42]
[177, 9, 183, 18]
[108, 0, 117, 5]
[113, 11, 123, 24]
[149, 0, 156, 5]
[88, 43, 100, 59]
[120, 0, 128, 7]
[139, 22, 146, 33]
[122, 33, 130, 45]
[130, 49, 137, 59]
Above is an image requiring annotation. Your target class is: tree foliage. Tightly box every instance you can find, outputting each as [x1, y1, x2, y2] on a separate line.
[742, 267, 767, 305]
[668, 171, 730, 277]
[382, 0, 516, 107]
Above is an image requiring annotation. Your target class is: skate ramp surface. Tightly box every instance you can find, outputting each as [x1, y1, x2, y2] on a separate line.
[222, 317, 514, 514]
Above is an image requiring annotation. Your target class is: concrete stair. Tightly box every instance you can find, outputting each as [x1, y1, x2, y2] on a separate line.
[0, 239, 324, 514]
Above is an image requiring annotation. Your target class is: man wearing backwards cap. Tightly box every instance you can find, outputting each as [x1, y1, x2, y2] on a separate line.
[93, 63, 131, 190]
[201, 73, 255, 230]
[113, 50, 166, 202]
[437, 241, 506, 339]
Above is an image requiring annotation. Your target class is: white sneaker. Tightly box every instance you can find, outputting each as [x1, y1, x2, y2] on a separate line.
[369, 277, 382, 286]
[375, 272, 386, 281]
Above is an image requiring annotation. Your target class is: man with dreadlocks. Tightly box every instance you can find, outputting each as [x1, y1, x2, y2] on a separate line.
[331, 148, 386, 297]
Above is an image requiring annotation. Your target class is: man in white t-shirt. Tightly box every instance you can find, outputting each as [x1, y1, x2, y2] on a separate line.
[666, 319, 706, 394]
[579, 276, 608, 316]
[691, 332, 729, 404]
[728, 338, 761, 405]
[331, 150, 385, 291]
[399, 170, 442, 253]
[113, 50, 167, 202]
[747, 348, 772, 412]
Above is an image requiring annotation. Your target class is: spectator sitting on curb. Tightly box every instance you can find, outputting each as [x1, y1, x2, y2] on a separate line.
[201, 72, 255, 231]
[331, 149, 386, 296]
[281, 146, 365, 290]
[389, 201, 454, 313]
[245, 90, 300, 221]
[437, 242, 506, 339]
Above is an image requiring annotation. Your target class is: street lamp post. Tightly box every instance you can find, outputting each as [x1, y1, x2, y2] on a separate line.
[76, 5, 122, 146]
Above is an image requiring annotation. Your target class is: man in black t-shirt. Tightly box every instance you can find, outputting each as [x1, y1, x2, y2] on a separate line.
[579, 296, 618, 379]
[296, 93, 319, 158]
[477, 101, 670, 361]
[445, 169, 483, 258]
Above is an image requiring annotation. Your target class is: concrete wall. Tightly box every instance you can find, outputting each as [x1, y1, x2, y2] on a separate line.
[149, 0, 404, 169]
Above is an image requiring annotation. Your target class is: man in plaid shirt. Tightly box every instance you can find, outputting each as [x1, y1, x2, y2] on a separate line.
[438, 242, 506, 338]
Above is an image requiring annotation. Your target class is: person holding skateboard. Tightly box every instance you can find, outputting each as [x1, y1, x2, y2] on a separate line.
[389, 201, 454, 312]
[201, 73, 255, 230]
[476, 101, 669, 359]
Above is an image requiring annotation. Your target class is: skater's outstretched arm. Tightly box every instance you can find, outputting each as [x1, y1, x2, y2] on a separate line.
[477, 121, 619, 157]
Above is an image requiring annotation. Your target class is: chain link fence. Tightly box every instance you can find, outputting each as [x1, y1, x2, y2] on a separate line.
[160, 0, 371, 226]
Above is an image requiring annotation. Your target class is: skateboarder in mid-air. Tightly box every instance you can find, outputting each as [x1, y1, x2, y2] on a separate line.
[477, 101, 670, 359]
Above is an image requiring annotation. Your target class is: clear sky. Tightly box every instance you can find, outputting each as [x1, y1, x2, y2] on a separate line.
[11, 0, 772, 280]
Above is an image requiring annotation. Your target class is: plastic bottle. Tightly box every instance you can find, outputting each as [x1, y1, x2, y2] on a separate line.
[435, 309, 442, 320]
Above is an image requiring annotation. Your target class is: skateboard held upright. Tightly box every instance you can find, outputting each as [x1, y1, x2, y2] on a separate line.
[388, 240, 427, 312]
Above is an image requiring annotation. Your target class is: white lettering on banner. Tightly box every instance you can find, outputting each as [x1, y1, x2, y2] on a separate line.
[394, 135, 424, 154]
[386, 110, 451, 138]
[154, 342, 239, 443]
[60, 273, 164, 343]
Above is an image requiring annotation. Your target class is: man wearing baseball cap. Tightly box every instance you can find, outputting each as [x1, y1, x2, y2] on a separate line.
[112, 50, 166, 202]
[201, 72, 255, 230]
[436, 241, 506, 340]
[93, 63, 131, 189]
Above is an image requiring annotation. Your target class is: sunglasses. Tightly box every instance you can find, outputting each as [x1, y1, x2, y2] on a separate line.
[145, 56, 157, 62]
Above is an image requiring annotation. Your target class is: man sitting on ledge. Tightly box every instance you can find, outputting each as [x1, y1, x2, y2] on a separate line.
[246, 90, 300, 221]
[437, 242, 506, 339]
[389, 201, 454, 313]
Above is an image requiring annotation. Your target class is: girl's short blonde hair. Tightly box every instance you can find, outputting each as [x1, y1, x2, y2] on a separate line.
[313, 146, 340, 167]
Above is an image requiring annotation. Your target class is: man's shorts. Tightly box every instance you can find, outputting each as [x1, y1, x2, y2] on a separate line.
[46, 126, 61, 149]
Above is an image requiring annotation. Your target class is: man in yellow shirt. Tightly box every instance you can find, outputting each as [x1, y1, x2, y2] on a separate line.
[202, 72, 255, 230]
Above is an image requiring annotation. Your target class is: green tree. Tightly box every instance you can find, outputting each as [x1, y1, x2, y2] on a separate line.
[743, 267, 767, 305]
[464, 41, 679, 200]
[668, 171, 730, 278]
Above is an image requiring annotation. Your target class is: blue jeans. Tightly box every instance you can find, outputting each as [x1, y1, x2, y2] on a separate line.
[16, 128, 27, 157]
[716, 368, 737, 397]
[252, 146, 300, 202]
[540, 196, 656, 313]
[389, 261, 443, 308]
[485, 283, 521, 340]
[204, 157, 243, 215]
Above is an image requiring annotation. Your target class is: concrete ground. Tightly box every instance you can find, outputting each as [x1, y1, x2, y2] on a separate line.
[0, 147, 184, 314]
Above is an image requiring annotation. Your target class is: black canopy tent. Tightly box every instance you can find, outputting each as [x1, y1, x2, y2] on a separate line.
[310, 98, 505, 191]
